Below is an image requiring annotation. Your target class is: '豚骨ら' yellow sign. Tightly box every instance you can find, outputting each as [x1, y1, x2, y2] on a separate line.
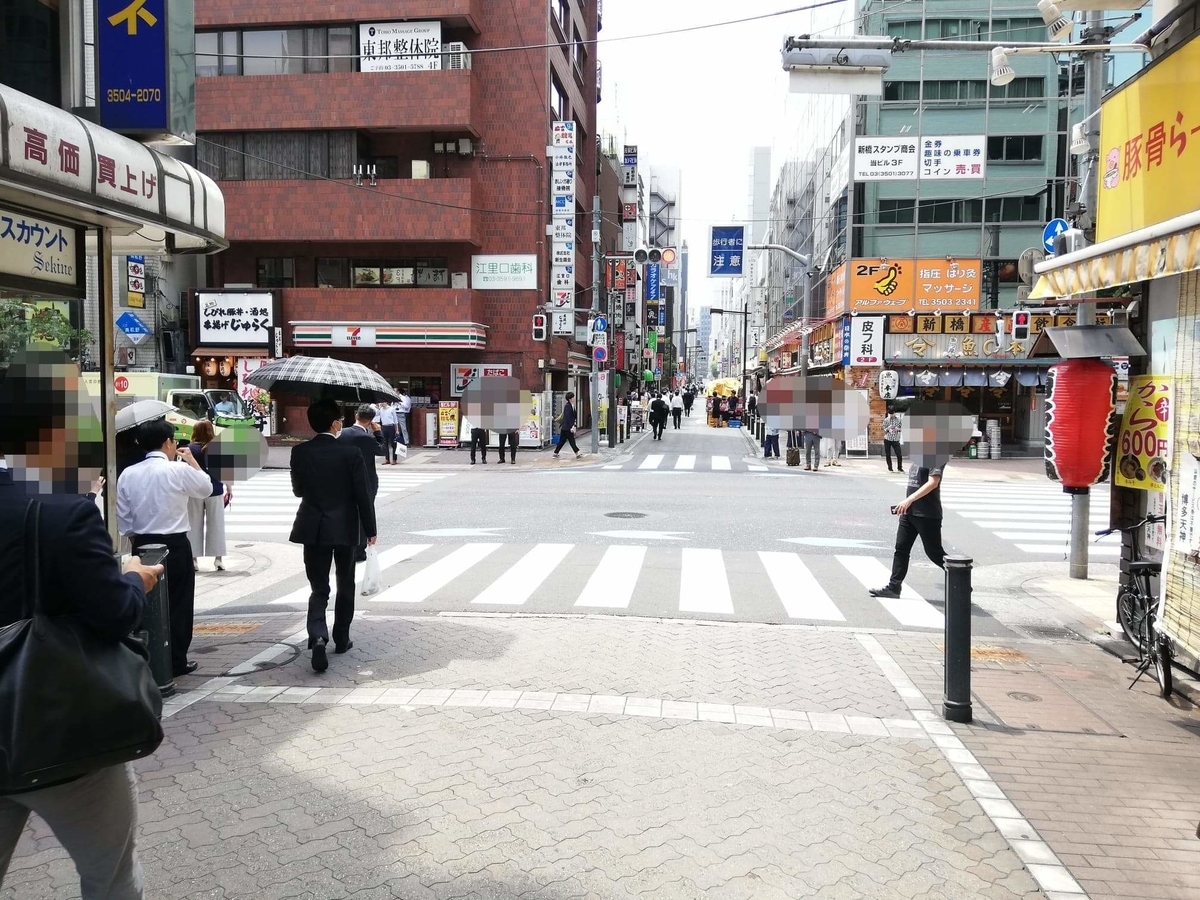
[1115, 375, 1173, 493]
[1097, 37, 1200, 243]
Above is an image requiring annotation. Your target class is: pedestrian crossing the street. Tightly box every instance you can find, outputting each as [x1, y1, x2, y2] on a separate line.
[602, 454, 770, 473]
[940, 481, 1116, 556]
[224, 469, 455, 538]
[263, 540, 951, 630]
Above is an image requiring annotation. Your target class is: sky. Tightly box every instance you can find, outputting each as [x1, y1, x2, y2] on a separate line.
[597, 1, 822, 310]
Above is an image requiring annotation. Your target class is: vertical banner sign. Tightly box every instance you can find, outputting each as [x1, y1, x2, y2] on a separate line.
[1115, 375, 1173, 492]
[708, 226, 745, 277]
[840, 316, 852, 366]
[126, 254, 146, 308]
[97, 0, 169, 132]
[645, 263, 660, 301]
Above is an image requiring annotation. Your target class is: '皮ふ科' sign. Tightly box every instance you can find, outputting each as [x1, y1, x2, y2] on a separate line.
[196, 292, 275, 346]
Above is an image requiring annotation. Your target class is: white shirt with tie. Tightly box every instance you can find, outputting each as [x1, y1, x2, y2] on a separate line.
[116, 451, 214, 537]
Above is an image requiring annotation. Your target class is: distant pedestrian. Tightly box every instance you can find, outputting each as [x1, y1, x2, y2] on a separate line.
[396, 388, 412, 446]
[747, 391, 758, 422]
[650, 393, 669, 440]
[802, 429, 820, 471]
[186, 420, 230, 572]
[670, 391, 683, 429]
[882, 408, 903, 473]
[378, 401, 400, 465]
[497, 429, 519, 464]
[553, 392, 582, 459]
[682, 389, 694, 417]
[469, 426, 489, 464]
[763, 423, 780, 458]
[870, 462, 946, 600]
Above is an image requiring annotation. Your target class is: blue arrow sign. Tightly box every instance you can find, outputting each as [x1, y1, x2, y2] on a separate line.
[1043, 218, 1069, 253]
[592, 316, 608, 333]
[116, 312, 150, 336]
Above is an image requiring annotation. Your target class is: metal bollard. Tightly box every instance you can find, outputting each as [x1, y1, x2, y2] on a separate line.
[135, 544, 176, 698]
[943, 555, 973, 723]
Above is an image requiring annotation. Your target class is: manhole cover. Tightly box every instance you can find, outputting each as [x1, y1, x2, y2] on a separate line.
[605, 512, 647, 519]
[1007, 692, 1042, 703]
[193, 622, 262, 636]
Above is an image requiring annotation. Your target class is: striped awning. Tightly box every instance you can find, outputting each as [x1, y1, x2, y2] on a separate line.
[1030, 214, 1200, 301]
[291, 321, 487, 349]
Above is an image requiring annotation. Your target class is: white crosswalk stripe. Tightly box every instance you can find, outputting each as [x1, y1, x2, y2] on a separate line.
[711, 456, 732, 471]
[638, 454, 665, 470]
[940, 482, 1114, 555]
[250, 542, 962, 629]
[604, 454, 784, 474]
[674, 455, 696, 470]
[224, 469, 455, 538]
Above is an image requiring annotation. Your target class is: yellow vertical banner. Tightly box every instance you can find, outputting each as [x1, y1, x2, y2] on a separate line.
[1115, 375, 1173, 491]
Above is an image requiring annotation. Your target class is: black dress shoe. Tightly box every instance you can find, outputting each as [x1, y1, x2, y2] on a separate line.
[334, 639, 354, 654]
[172, 660, 199, 677]
[869, 586, 901, 599]
[312, 639, 328, 673]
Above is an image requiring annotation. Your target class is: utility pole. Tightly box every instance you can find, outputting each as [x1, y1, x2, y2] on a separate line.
[591, 195, 601, 455]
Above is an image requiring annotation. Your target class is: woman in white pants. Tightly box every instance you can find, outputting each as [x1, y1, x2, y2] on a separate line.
[186, 420, 230, 571]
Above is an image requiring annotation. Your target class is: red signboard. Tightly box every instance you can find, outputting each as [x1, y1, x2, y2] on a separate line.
[622, 202, 637, 222]
[616, 331, 626, 369]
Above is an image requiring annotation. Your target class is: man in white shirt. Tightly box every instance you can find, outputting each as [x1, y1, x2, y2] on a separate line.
[117, 418, 214, 677]
[396, 389, 413, 446]
[669, 391, 684, 429]
[377, 401, 399, 465]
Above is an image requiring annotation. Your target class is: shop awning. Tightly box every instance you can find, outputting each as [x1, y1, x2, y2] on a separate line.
[292, 321, 487, 349]
[1030, 209, 1200, 301]
[0, 84, 226, 255]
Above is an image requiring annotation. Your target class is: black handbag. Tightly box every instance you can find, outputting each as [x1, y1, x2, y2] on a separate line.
[0, 501, 163, 794]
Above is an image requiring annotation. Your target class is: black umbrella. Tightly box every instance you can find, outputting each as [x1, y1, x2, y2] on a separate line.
[243, 356, 401, 402]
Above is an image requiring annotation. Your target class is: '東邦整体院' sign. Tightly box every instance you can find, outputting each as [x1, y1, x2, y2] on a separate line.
[0, 205, 85, 298]
[359, 22, 442, 72]
[471, 254, 537, 290]
[197, 292, 275, 346]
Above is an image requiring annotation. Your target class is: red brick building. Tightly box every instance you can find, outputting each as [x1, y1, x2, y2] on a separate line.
[193, 0, 600, 439]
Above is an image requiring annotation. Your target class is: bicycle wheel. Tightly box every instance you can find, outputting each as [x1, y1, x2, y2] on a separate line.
[1154, 635, 1173, 698]
[1117, 590, 1148, 652]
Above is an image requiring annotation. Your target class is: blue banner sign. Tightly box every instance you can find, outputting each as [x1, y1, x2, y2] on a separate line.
[98, 0, 168, 132]
[709, 225, 745, 277]
[645, 263, 660, 300]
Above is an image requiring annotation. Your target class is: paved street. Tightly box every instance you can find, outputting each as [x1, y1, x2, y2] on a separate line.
[6, 416, 1200, 900]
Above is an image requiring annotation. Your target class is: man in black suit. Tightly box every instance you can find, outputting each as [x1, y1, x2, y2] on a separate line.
[289, 399, 377, 673]
[339, 404, 381, 561]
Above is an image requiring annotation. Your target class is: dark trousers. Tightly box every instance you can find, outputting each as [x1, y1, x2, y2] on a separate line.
[803, 432, 820, 467]
[470, 428, 489, 463]
[763, 434, 780, 458]
[555, 428, 579, 454]
[303, 544, 356, 648]
[132, 531, 194, 674]
[652, 417, 665, 439]
[381, 424, 397, 462]
[497, 430, 518, 462]
[884, 440, 902, 471]
[672, 409, 682, 428]
[683, 403, 692, 417]
[887, 514, 946, 591]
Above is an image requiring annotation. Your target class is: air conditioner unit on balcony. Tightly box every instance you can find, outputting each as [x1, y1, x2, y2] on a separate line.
[444, 42, 472, 70]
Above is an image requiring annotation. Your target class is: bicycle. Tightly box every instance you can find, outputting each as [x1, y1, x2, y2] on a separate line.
[1095, 514, 1172, 698]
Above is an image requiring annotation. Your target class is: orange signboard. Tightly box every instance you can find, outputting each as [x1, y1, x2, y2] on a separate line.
[825, 263, 848, 318]
[913, 258, 981, 312]
[848, 259, 916, 313]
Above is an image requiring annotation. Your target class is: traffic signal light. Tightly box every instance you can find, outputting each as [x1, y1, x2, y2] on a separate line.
[532, 313, 547, 341]
[634, 247, 662, 265]
[1012, 311, 1030, 341]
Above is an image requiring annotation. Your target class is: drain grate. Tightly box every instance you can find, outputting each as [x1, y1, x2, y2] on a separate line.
[1019, 624, 1086, 642]
[605, 511, 647, 519]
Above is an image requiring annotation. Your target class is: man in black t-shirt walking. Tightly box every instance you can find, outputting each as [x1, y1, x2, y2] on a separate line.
[869, 463, 946, 599]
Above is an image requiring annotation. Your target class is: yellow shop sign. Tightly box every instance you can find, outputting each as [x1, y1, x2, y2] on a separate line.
[1097, 37, 1200, 242]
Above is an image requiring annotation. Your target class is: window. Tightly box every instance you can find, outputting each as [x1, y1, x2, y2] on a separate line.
[304, 28, 327, 73]
[196, 27, 355, 77]
[346, 259, 450, 287]
[257, 258, 295, 288]
[990, 77, 1045, 100]
[551, 75, 568, 121]
[242, 29, 306, 76]
[878, 199, 915, 224]
[317, 258, 349, 288]
[883, 81, 919, 101]
[197, 131, 355, 180]
[328, 27, 354, 73]
[556, 0, 571, 32]
[918, 199, 964, 224]
[573, 29, 586, 71]
[196, 33, 220, 78]
[988, 18, 1044, 42]
[885, 21, 920, 39]
[982, 196, 1043, 221]
[925, 19, 969, 38]
[923, 79, 987, 102]
[987, 135, 1043, 161]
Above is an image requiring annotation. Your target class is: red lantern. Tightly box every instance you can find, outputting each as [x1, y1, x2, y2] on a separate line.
[1044, 358, 1118, 493]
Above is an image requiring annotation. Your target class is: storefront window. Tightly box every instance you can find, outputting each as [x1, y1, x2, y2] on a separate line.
[347, 259, 449, 287]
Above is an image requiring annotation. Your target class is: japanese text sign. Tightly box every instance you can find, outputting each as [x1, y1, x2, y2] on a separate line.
[645, 263, 660, 300]
[552, 121, 576, 149]
[197, 291, 275, 347]
[708, 225, 745, 277]
[0, 204, 84, 297]
[853, 138, 918, 180]
[97, 0, 168, 133]
[825, 263, 848, 318]
[920, 136, 986, 180]
[1097, 38, 1200, 242]
[470, 254, 537, 290]
[913, 258, 981, 311]
[451, 364, 512, 398]
[850, 316, 884, 366]
[848, 259, 916, 312]
[359, 22, 442, 72]
[1115, 375, 1173, 492]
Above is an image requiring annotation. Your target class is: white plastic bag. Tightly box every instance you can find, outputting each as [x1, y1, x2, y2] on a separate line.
[396, 442, 408, 461]
[360, 545, 382, 596]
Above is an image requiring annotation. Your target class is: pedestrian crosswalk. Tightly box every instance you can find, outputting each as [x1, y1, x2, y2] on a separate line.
[940, 481, 1116, 556]
[263, 541, 950, 630]
[602, 454, 770, 473]
[224, 469, 455, 538]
